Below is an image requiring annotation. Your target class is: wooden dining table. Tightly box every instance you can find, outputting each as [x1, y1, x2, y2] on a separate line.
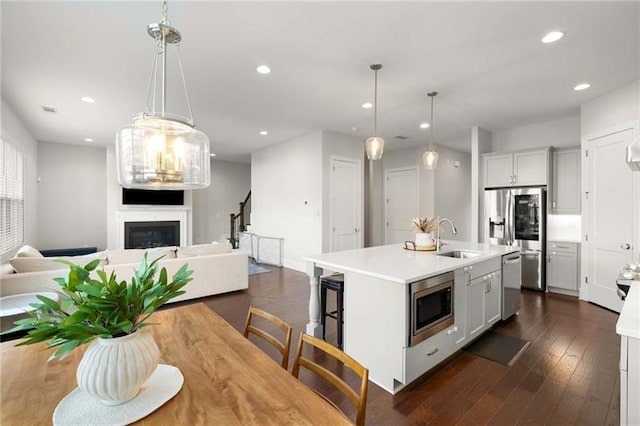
[0, 303, 352, 425]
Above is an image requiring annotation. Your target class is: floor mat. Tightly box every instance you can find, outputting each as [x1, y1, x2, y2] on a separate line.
[464, 331, 530, 366]
[248, 263, 271, 276]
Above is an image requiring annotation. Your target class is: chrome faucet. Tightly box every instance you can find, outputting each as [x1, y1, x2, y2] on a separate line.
[436, 218, 458, 251]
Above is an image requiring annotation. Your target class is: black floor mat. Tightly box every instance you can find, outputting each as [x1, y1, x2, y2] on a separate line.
[464, 331, 530, 366]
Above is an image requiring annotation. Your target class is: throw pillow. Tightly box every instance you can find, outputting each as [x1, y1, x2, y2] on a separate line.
[176, 242, 232, 258]
[106, 247, 177, 265]
[15, 245, 44, 258]
[9, 251, 107, 273]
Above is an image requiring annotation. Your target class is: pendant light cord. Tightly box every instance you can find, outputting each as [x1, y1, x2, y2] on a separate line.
[374, 69, 378, 137]
[429, 94, 434, 151]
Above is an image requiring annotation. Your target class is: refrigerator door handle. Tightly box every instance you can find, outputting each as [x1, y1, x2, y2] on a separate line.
[506, 191, 513, 245]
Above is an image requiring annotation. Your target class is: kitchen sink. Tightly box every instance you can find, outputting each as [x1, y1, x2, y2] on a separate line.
[437, 250, 483, 259]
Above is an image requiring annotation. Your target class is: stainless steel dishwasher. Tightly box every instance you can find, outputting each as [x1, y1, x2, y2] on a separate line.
[502, 253, 522, 320]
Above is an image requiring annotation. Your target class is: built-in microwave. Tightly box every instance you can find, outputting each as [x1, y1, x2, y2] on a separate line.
[409, 271, 454, 347]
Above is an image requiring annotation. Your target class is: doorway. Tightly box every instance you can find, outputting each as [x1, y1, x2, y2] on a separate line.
[330, 157, 363, 252]
[583, 124, 639, 312]
[385, 167, 419, 244]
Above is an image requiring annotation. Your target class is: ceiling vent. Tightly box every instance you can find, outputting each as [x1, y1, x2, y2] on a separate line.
[394, 135, 409, 140]
[41, 106, 57, 113]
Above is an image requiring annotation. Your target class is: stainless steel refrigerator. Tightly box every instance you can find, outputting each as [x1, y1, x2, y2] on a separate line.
[484, 187, 546, 291]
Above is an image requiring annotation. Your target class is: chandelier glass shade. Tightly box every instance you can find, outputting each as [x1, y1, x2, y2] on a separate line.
[116, 2, 210, 190]
[423, 91, 439, 170]
[366, 64, 384, 160]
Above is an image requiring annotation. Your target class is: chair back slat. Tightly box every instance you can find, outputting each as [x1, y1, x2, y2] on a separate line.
[243, 306, 292, 369]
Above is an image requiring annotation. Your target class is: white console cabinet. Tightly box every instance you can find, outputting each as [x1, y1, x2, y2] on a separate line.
[483, 148, 551, 188]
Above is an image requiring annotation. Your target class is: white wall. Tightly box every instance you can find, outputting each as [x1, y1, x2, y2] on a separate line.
[1, 98, 38, 255]
[251, 132, 323, 271]
[192, 159, 251, 244]
[491, 116, 581, 152]
[471, 127, 491, 242]
[321, 131, 364, 253]
[434, 146, 472, 242]
[365, 158, 385, 247]
[581, 80, 640, 136]
[37, 141, 107, 250]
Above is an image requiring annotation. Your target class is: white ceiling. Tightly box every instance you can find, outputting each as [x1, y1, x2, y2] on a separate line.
[2, 1, 638, 162]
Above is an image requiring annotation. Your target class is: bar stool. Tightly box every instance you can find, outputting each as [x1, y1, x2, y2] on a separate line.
[320, 273, 344, 349]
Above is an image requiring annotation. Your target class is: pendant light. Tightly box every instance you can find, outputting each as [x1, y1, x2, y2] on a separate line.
[115, 0, 210, 190]
[423, 91, 439, 170]
[365, 64, 384, 160]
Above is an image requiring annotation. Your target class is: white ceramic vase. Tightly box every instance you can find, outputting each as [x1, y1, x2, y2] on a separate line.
[415, 232, 433, 247]
[76, 330, 160, 406]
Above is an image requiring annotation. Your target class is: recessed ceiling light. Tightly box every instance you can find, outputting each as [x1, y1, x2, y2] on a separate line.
[419, 122, 430, 129]
[541, 31, 564, 44]
[80, 96, 95, 103]
[573, 83, 591, 91]
[362, 102, 373, 109]
[259, 130, 269, 136]
[256, 65, 271, 74]
[84, 138, 94, 142]
[351, 126, 359, 131]
[210, 153, 216, 157]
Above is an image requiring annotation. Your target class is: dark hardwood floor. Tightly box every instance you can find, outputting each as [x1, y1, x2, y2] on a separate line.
[173, 265, 621, 425]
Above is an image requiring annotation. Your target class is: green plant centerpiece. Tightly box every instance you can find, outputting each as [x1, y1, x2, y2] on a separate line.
[5, 253, 193, 405]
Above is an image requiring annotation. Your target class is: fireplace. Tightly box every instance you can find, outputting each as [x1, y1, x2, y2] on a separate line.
[124, 221, 180, 249]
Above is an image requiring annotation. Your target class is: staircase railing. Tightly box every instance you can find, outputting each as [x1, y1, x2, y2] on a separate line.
[229, 190, 251, 248]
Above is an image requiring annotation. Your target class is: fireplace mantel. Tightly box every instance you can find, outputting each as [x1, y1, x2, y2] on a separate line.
[116, 209, 190, 249]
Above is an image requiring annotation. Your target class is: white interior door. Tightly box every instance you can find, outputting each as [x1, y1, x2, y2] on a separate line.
[385, 167, 418, 244]
[584, 126, 639, 313]
[330, 157, 362, 252]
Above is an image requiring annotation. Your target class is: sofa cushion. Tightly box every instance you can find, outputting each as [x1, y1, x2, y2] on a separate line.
[15, 245, 44, 258]
[9, 251, 107, 273]
[106, 247, 177, 265]
[176, 242, 232, 258]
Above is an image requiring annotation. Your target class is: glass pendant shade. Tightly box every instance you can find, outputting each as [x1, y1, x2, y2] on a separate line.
[423, 150, 439, 170]
[116, 116, 210, 189]
[366, 136, 385, 160]
[115, 1, 210, 190]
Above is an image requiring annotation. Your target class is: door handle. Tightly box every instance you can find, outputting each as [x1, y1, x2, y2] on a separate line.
[354, 227, 360, 233]
[621, 243, 631, 250]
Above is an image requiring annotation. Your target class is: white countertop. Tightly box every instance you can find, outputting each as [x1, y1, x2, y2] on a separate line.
[617, 281, 640, 339]
[304, 241, 519, 284]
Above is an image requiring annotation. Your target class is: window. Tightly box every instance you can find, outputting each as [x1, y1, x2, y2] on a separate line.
[0, 139, 24, 257]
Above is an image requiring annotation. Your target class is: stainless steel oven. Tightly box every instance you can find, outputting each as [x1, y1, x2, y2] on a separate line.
[410, 271, 454, 346]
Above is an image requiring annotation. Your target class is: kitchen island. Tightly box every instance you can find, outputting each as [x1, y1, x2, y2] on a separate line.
[304, 241, 519, 394]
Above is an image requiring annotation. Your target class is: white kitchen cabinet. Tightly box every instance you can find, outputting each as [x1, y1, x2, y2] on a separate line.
[484, 271, 502, 326]
[403, 325, 454, 384]
[482, 148, 550, 188]
[546, 241, 579, 294]
[453, 268, 468, 349]
[551, 147, 581, 214]
[464, 258, 502, 342]
[620, 335, 640, 425]
[466, 275, 486, 339]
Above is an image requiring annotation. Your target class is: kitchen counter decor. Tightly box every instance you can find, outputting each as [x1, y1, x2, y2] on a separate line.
[411, 217, 438, 248]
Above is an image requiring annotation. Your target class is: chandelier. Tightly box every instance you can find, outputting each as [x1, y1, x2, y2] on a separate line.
[116, 0, 210, 190]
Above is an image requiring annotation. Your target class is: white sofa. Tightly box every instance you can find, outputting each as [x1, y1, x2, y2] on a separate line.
[1, 244, 248, 304]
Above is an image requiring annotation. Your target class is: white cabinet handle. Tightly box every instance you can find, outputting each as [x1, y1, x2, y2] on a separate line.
[426, 348, 439, 356]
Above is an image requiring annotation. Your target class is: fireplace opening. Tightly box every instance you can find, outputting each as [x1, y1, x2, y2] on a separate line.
[124, 221, 180, 249]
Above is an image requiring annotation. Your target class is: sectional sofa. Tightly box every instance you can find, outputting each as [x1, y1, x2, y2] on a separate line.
[1, 244, 248, 304]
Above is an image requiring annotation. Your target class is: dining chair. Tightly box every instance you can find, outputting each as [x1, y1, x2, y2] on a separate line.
[243, 305, 293, 369]
[291, 332, 369, 426]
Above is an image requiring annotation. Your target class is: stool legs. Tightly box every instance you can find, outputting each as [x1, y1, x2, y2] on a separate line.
[336, 289, 343, 350]
[320, 285, 328, 340]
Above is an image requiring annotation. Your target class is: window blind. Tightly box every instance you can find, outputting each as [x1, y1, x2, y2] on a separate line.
[0, 139, 25, 257]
